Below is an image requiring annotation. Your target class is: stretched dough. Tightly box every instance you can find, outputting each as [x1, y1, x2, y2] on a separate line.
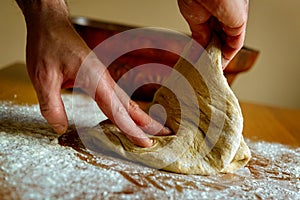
[84, 37, 251, 175]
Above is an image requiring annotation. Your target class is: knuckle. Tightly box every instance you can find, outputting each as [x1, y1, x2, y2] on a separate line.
[31, 71, 50, 92]
[141, 119, 153, 130]
[40, 105, 59, 120]
[35, 62, 51, 81]
[78, 61, 108, 93]
[116, 105, 127, 115]
[129, 100, 140, 113]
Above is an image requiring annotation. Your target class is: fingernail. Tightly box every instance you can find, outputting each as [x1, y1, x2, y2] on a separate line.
[142, 137, 153, 148]
[159, 126, 172, 136]
[145, 138, 153, 147]
[52, 124, 67, 135]
[222, 57, 229, 70]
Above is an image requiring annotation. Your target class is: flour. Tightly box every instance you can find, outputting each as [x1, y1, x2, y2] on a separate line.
[0, 94, 299, 199]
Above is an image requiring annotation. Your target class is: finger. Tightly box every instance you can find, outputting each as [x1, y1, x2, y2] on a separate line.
[178, 0, 212, 47]
[178, 0, 211, 24]
[110, 97, 153, 147]
[128, 100, 172, 136]
[85, 64, 153, 147]
[221, 27, 246, 68]
[113, 84, 171, 136]
[197, 0, 248, 29]
[94, 78, 153, 147]
[198, 0, 248, 68]
[35, 78, 68, 134]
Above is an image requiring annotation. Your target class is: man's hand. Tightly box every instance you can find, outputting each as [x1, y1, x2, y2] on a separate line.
[178, 0, 249, 68]
[16, 0, 170, 147]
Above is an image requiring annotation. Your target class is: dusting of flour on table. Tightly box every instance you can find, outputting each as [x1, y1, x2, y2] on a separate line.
[0, 94, 299, 199]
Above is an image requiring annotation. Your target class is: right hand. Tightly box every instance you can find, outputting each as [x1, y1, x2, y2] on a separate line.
[178, 0, 249, 68]
[21, 0, 170, 147]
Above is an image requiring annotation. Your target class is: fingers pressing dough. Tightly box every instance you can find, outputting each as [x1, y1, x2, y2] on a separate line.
[83, 36, 251, 175]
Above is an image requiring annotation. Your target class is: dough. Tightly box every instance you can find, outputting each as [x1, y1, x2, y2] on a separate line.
[83, 36, 251, 175]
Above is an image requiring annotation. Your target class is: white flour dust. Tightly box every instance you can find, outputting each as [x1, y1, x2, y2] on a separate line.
[0, 94, 299, 199]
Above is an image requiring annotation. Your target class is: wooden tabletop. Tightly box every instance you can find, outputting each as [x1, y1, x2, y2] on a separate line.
[1, 63, 299, 147]
[240, 102, 300, 146]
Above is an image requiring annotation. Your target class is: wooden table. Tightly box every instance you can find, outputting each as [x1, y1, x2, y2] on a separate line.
[1, 63, 299, 147]
[240, 102, 300, 146]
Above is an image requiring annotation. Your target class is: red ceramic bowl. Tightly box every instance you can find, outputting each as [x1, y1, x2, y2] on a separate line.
[71, 16, 259, 101]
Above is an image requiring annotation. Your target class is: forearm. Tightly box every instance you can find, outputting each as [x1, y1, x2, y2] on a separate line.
[16, 0, 69, 27]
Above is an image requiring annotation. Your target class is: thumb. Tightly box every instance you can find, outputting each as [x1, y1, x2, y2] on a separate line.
[36, 85, 68, 134]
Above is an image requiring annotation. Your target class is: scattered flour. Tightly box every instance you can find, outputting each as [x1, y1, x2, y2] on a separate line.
[0, 94, 299, 199]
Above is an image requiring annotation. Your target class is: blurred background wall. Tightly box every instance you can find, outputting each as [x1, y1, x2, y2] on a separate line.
[1, 0, 299, 109]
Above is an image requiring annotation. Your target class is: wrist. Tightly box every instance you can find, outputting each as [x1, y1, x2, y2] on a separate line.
[16, 0, 69, 27]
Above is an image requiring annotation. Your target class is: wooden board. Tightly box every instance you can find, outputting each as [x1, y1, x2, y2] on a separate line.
[0, 63, 38, 105]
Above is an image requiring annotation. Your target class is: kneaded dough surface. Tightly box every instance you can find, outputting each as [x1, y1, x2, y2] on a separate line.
[85, 37, 251, 175]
